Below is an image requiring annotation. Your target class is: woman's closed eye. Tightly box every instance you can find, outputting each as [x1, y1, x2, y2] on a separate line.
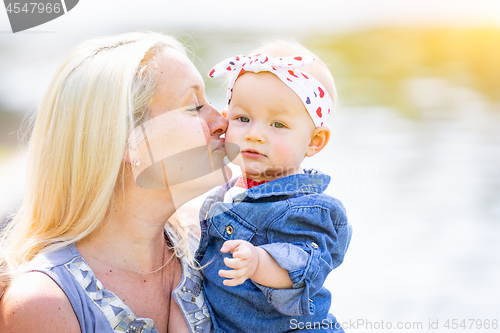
[186, 104, 204, 112]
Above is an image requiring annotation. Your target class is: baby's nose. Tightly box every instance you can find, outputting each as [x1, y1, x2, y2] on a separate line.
[245, 123, 265, 143]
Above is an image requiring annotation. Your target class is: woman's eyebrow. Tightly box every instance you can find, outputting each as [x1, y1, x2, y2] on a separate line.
[190, 84, 203, 92]
[176, 84, 202, 106]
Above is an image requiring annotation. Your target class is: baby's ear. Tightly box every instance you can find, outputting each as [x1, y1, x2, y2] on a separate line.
[222, 108, 228, 118]
[306, 126, 331, 157]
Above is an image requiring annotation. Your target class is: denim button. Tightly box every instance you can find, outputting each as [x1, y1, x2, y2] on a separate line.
[226, 225, 233, 234]
[311, 242, 318, 249]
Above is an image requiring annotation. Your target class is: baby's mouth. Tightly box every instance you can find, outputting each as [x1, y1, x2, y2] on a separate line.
[241, 149, 266, 158]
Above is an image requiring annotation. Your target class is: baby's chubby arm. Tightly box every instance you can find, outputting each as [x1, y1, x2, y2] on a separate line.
[219, 239, 293, 289]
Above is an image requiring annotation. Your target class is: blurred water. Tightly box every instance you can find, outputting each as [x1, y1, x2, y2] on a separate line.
[310, 94, 500, 331]
[0, 151, 26, 220]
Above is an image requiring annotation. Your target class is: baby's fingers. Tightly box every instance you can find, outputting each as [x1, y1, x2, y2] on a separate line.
[223, 257, 246, 269]
[231, 245, 252, 259]
[223, 276, 247, 287]
[219, 268, 243, 279]
[219, 269, 248, 286]
[220, 239, 244, 253]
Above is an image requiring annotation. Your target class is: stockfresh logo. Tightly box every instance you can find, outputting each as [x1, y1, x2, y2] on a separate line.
[4, 0, 79, 33]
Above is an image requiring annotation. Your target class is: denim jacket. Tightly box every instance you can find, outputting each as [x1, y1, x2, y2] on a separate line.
[196, 170, 352, 333]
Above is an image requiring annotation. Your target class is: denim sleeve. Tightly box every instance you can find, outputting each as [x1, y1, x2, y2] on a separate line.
[254, 199, 352, 316]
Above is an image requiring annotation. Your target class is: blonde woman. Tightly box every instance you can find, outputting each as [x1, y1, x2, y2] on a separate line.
[0, 32, 230, 333]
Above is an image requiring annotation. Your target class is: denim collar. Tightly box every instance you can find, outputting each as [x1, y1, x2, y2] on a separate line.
[243, 169, 331, 200]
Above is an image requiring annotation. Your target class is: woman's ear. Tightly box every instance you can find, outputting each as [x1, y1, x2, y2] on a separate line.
[306, 126, 331, 157]
[123, 150, 131, 164]
[123, 148, 141, 166]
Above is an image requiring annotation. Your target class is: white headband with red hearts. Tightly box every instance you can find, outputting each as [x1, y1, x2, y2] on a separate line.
[208, 54, 332, 127]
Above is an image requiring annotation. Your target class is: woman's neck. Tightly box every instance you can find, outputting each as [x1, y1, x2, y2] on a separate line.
[76, 174, 178, 275]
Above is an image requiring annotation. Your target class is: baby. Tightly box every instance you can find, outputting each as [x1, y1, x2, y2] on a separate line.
[196, 40, 352, 333]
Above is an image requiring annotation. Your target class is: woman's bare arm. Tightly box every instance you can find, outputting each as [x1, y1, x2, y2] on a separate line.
[0, 272, 81, 333]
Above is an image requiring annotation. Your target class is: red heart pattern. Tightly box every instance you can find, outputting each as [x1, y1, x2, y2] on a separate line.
[318, 87, 325, 98]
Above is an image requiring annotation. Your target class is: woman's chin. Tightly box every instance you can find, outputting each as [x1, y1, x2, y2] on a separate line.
[168, 161, 232, 209]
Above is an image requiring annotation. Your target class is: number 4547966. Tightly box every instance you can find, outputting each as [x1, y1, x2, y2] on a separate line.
[6, 2, 61, 14]
[444, 319, 498, 330]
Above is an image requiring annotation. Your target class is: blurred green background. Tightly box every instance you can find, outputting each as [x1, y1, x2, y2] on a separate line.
[2, 27, 500, 154]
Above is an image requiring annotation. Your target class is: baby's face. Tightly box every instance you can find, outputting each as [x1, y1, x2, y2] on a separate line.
[225, 72, 316, 181]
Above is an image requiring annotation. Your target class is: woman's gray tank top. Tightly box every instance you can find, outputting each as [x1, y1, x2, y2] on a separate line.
[26, 243, 211, 333]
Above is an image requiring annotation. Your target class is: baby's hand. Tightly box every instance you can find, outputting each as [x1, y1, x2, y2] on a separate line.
[219, 239, 259, 286]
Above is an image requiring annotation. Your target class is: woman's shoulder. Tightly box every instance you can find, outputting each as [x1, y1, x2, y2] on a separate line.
[0, 271, 81, 332]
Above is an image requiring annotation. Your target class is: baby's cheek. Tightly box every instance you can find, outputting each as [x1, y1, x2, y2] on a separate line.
[224, 125, 237, 143]
[279, 138, 307, 168]
[273, 145, 297, 166]
[225, 120, 245, 144]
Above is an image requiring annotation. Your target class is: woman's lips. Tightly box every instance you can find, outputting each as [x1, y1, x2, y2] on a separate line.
[210, 140, 226, 153]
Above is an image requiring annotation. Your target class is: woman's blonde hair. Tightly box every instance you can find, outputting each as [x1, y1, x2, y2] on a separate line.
[0, 31, 197, 292]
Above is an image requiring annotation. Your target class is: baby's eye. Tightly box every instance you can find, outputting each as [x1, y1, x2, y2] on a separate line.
[271, 122, 286, 128]
[237, 116, 250, 123]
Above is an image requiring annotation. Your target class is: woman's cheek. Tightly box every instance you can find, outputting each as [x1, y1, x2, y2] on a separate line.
[197, 117, 213, 143]
[127, 109, 228, 190]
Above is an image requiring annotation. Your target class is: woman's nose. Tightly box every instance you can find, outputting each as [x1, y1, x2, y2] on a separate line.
[204, 104, 228, 137]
